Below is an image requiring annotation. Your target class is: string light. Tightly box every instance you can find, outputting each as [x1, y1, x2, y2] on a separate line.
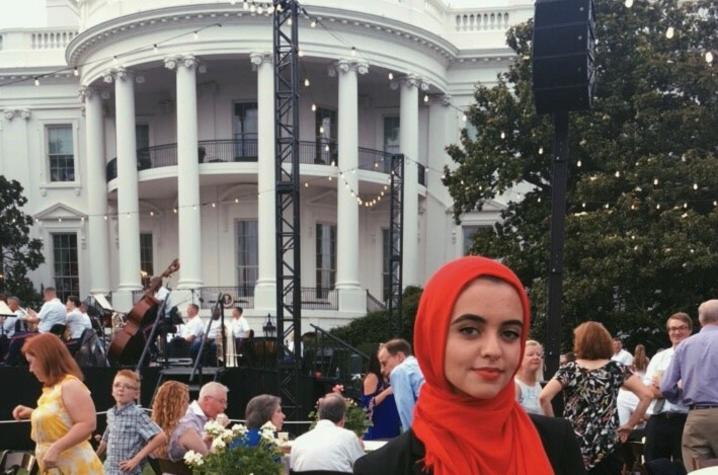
[538, 147, 544, 155]
[423, 94, 429, 103]
[34, 77, 40, 86]
[310, 19, 317, 28]
[153, 44, 159, 53]
[73, 67, 79, 77]
[653, 178, 659, 186]
[311, 104, 317, 112]
[193, 31, 199, 40]
[693, 183, 698, 190]
[615, 171, 620, 178]
[577, 160, 582, 167]
[351, 47, 357, 57]
[666, 27, 675, 39]
[707, 51, 714, 64]
[624, 0, 633, 7]
[388, 72, 394, 80]
[500, 131, 506, 139]
[304, 78, 310, 87]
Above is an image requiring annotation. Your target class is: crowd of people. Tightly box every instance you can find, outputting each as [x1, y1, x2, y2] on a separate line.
[4, 255, 718, 475]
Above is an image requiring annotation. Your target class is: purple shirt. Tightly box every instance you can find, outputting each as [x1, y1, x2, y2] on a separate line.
[661, 324, 718, 406]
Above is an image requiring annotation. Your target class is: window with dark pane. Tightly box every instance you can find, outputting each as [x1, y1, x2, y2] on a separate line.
[47, 125, 74, 182]
[140, 233, 154, 276]
[315, 223, 336, 299]
[233, 103, 258, 161]
[236, 220, 258, 297]
[315, 108, 337, 165]
[52, 233, 79, 302]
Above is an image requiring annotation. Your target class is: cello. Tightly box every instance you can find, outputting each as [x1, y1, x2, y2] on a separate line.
[109, 259, 180, 365]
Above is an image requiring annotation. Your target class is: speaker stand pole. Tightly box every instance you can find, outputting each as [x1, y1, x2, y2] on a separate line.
[545, 110, 569, 381]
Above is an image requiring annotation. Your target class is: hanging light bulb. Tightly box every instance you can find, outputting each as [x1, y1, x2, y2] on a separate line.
[73, 67, 79, 77]
[234, 198, 239, 203]
[351, 46, 357, 57]
[304, 78, 310, 87]
[257, 5, 263, 14]
[34, 77, 40, 86]
[665, 27, 675, 39]
[310, 19, 317, 28]
[683, 202, 688, 208]
[211, 202, 216, 208]
[173, 208, 178, 214]
[304, 182, 309, 188]
[706, 51, 714, 64]
[577, 160, 582, 167]
[298, 49, 305, 57]
[462, 114, 468, 122]
[153, 43, 159, 53]
[538, 147, 544, 155]
[243, 0, 249, 10]
[311, 103, 317, 112]
[604, 203, 609, 209]
[624, 0, 633, 7]
[582, 202, 586, 208]
[104, 215, 108, 221]
[193, 31, 199, 40]
[656, 203, 661, 210]
[693, 183, 698, 190]
[423, 94, 429, 103]
[388, 72, 394, 80]
[615, 171, 620, 178]
[287, 17, 292, 25]
[653, 178, 659, 186]
[319, 126, 324, 134]
[500, 131, 506, 139]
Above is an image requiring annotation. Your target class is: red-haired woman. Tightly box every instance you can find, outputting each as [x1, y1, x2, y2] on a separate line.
[354, 256, 584, 475]
[540, 322, 653, 474]
[12, 333, 103, 474]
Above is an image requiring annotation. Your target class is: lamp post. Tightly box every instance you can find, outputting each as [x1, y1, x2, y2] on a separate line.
[263, 313, 276, 338]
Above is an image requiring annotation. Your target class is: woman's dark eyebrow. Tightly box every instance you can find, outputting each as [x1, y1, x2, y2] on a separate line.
[451, 314, 523, 327]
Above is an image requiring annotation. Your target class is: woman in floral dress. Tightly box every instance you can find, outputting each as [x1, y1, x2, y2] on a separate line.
[11, 333, 104, 474]
[540, 322, 653, 474]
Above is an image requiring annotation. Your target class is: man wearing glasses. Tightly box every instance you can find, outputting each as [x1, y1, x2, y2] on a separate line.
[661, 300, 718, 471]
[169, 382, 229, 461]
[643, 312, 692, 466]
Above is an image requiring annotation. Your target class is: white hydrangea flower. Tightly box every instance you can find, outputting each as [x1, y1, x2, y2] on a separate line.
[183, 450, 204, 466]
[231, 423, 248, 437]
[204, 419, 226, 438]
[260, 420, 277, 432]
[211, 436, 227, 452]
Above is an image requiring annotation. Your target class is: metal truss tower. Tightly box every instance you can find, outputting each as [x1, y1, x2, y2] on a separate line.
[387, 154, 405, 336]
[273, 0, 303, 418]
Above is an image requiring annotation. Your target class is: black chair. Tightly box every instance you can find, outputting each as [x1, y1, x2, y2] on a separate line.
[49, 324, 66, 338]
[0, 450, 38, 475]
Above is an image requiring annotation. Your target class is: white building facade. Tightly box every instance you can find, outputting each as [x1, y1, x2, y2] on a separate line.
[0, 0, 531, 328]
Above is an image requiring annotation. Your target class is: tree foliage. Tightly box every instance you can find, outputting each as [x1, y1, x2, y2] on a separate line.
[0, 177, 44, 304]
[444, 0, 718, 352]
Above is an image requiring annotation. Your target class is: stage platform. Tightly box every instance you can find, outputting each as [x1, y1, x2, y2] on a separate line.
[0, 366, 328, 450]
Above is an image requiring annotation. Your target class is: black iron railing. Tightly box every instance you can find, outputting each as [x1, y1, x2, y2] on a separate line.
[297, 287, 338, 310]
[106, 139, 421, 183]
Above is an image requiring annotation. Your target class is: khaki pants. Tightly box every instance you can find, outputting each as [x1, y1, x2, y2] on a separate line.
[682, 407, 718, 471]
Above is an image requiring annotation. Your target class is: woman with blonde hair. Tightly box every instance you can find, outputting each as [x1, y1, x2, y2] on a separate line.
[151, 380, 190, 459]
[540, 322, 653, 474]
[515, 340, 545, 415]
[11, 333, 104, 474]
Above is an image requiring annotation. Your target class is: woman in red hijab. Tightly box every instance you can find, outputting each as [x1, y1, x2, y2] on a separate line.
[354, 256, 584, 475]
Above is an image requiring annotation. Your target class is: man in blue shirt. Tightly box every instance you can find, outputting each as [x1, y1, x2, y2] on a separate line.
[378, 338, 424, 432]
[661, 299, 718, 471]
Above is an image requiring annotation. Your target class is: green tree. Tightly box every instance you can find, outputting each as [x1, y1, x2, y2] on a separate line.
[444, 0, 718, 352]
[0, 177, 44, 305]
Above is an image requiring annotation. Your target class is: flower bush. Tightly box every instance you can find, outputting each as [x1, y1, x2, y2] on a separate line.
[184, 420, 283, 475]
[308, 384, 372, 438]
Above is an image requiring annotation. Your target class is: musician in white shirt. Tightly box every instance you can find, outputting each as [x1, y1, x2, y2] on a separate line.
[230, 307, 251, 340]
[25, 287, 66, 333]
[3, 296, 24, 338]
[65, 295, 92, 340]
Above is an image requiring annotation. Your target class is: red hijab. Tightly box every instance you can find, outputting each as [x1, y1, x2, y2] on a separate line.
[412, 256, 553, 475]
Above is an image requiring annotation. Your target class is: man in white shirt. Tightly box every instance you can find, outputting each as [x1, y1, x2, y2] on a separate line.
[65, 295, 92, 340]
[230, 307, 251, 340]
[610, 337, 634, 366]
[3, 296, 24, 338]
[290, 393, 364, 473]
[26, 287, 67, 333]
[378, 339, 425, 432]
[643, 312, 692, 465]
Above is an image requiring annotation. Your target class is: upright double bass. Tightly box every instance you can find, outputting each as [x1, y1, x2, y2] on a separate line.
[109, 259, 180, 365]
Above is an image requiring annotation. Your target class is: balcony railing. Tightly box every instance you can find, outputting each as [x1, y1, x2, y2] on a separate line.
[200, 286, 255, 310]
[106, 139, 413, 183]
[299, 287, 338, 311]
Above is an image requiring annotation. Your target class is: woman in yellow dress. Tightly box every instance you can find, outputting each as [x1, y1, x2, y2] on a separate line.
[12, 333, 104, 474]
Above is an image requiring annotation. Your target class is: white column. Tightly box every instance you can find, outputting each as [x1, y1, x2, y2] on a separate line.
[425, 95, 453, 278]
[166, 55, 203, 290]
[81, 86, 111, 295]
[108, 68, 142, 305]
[400, 74, 420, 287]
[335, 59, 368, 314]
[251, 52, 277, 312]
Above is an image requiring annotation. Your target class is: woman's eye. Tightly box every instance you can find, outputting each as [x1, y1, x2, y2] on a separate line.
[502, 330, 521, 341]
[459, 326, 480, 337]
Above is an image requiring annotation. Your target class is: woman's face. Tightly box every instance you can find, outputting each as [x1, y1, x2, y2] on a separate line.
[26, 354, 45, 383]
[270, 404, 286, 430]
[521, 345, 544, 373]
[444, 279, 524, 399]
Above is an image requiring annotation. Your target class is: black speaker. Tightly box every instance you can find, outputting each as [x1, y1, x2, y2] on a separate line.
[533, 0, 596, 114]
